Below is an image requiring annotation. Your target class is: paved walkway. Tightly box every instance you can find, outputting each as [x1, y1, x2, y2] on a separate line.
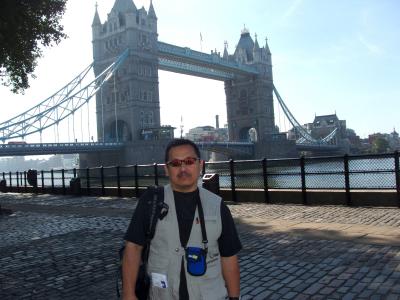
[1, 192, 400, 299]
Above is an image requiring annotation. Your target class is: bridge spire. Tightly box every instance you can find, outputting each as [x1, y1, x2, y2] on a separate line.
[148, 0, 157, 19]
[92, 2, 101, 26]
[254, 33, 260, 49]
[223, 41, 229, 59]
[264, 37, 271, 55]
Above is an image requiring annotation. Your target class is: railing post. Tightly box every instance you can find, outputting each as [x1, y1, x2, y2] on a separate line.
[262, 158, 270, 203]
[229, 159, 237, 202]
[86, 168, 90, 195]
[101, 166, 105, 196]
[51, 169, 55, 194]
[134, 164, 139, 197]
[24, 171, 27, 192]
[61, 169, 66, 195]
[154, 163, 159, 186]
[41, 170, 45, 193]
[116, 166, 121, 197]
[344, 154, 351, 206]
[2, 172, 4, 180]
[16, 171, 19, 192]
[9, 171, 12, 188]
[394, 151, 400, 208]
[73, 168, 77, 178]
[300, 156, 307, 205]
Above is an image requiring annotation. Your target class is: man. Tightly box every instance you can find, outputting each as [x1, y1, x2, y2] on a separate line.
[123, 138, 241, 300]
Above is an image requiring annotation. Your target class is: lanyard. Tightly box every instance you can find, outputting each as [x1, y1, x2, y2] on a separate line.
[180, 195, 208, 252]
[195, 196, 208, 252]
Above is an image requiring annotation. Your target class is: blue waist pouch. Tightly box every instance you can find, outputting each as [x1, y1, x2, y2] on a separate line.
[185, 247, 207, 276]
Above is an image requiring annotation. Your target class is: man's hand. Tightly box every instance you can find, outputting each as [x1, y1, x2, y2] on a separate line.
[221, 255, 240, 298]
[122, 241, 143, 300]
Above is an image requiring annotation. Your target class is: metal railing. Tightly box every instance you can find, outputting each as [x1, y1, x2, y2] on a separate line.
[1, 152, 399, 206]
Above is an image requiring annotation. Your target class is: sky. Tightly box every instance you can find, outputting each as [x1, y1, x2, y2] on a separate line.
[0, 0, 399, 143]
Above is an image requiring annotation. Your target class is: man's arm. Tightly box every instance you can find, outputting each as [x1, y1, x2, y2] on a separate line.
[221, 255, 240, 298]
[122, 241, 143, 300]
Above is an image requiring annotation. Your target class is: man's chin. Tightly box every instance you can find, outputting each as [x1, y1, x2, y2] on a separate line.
[172, 182, 198, 192]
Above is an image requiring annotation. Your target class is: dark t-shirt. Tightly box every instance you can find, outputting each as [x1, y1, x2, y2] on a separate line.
[124, 187, 242, 299]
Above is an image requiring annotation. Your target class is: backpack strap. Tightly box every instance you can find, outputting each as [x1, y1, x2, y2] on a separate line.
[116, 185, 164, 298]
[142, 186, 163, 262]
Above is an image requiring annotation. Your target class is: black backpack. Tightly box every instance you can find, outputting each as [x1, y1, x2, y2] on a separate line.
[116, 186, 165, 299]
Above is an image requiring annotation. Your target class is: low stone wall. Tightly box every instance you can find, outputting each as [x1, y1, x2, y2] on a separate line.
[3, 186, 399, 207]
[220, 189, 399, 207]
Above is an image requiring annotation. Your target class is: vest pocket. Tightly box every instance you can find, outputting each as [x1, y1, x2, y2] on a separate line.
[149, 285, 174, 299]
[199, 280, 227, 300]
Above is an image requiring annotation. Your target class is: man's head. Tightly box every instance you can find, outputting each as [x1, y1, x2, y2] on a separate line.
[164, 139, 203, 193]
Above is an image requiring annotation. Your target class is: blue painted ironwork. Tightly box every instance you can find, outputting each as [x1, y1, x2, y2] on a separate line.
[158, 41, 258, 80]
[0, 49, 129, 142]
[159, 57, 234, 80]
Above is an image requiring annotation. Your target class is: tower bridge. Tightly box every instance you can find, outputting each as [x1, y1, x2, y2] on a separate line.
[0, 0, 344, 166]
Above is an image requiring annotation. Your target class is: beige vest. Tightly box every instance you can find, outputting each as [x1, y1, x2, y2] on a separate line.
[147, 184, 227, 300]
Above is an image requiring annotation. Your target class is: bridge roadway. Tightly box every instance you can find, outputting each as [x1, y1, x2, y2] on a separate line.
[0, 142, 125, 156]
[0, 141, 341, 157]
[1, 193, 400, 299]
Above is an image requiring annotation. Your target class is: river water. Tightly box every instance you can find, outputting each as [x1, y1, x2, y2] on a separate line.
[5, 157, 398, 190]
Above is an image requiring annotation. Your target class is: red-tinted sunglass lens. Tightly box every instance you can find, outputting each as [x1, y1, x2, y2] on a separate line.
[182, 157, 197, 165]
[168, 157, 198, 167]
[169, 159, 182, 167]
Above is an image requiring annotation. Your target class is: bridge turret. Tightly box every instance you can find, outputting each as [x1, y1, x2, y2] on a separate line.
[148, 0, 157, 19]
[147, 0, 158, 34]
[233, 28, 254, 64]
[92, 3, 102, 61]
[263, 37, 272, 66]
[225, 28, 275, 142]
[253, 33, 261, 63]
[93, 0, 160, 144]
[223, 41, 229, 60]
[92, 4, 101, 28]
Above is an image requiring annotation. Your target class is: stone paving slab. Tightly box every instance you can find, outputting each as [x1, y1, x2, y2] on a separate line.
[235, 219, 400, 247]
[1, 192, 400, 299]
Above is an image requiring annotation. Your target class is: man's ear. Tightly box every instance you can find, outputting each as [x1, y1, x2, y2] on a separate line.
[199, 159, 204, 174]
[164, 164, 169, 177]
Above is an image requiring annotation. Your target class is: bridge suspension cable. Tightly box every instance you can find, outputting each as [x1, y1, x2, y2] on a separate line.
[273, 85, 338, 144]
[0, 49, 129, 143]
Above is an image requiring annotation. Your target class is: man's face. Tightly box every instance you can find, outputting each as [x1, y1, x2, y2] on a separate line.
[164, 144, 203, 193]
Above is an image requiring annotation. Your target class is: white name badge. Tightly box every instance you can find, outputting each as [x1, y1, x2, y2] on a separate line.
[151, 272, 168, 289]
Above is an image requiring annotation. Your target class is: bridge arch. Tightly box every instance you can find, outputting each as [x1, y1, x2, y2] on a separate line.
[106, 119, 132, 142]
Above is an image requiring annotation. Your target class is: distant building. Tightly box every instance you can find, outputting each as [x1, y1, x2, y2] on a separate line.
[388, 129, 400, 151]
[368, 130, 400, 152]
[311, 114, 346, 140]
[185, 125, 228, 142]
[288, 113, 346, 142]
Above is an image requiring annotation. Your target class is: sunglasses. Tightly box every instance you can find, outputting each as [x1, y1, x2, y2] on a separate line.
[166, 157, 199, 167]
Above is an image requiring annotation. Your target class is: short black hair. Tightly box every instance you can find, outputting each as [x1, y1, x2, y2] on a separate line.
[164, 138, 201, 162]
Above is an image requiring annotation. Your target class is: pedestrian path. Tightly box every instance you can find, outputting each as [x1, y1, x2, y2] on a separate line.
[1, 193, 400, 299]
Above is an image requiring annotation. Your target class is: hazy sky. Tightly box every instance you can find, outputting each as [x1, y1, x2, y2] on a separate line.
[0, 0, 399, 142]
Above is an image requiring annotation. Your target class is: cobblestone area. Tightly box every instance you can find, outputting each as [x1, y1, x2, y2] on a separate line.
[1, 193, 400, 299]
[229, 203, 400, 227]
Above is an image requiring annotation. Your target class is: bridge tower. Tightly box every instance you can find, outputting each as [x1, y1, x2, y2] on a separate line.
[224, 29, 275, 142]
[92, 0, 160, 142]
